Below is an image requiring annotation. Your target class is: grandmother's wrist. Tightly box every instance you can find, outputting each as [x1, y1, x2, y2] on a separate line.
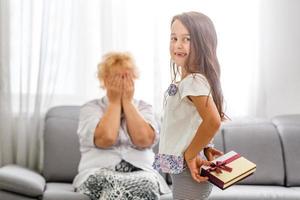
[122, 99, 133, 105]
[108, 101, 122, 108]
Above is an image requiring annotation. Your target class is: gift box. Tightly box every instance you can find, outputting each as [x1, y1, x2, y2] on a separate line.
[200, 151, 256, 190]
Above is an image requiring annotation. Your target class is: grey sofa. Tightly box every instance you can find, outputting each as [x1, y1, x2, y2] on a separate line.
[0, 106, 300, 200]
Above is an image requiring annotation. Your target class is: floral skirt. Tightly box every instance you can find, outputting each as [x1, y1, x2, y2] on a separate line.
[77, 160, 160, 200]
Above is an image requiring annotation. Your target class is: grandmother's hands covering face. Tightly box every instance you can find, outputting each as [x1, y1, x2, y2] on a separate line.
[122, 73, 134, 104]
[105, 75, 123, 104]
[105, 72, 135, 105]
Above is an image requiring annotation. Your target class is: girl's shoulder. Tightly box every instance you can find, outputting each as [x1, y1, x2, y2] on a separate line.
[181, 73, 208, 83]
[179, 73, 210, 88]
[178, 73, 211, 98]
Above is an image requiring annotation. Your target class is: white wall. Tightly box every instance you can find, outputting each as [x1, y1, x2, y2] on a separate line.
[257, 0, 300, 118]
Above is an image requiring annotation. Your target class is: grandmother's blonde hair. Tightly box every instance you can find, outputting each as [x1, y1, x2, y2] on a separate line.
[97, 52, 139, 88]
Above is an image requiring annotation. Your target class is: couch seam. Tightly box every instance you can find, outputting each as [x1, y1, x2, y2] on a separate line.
[272, 122, 287, 186]
[221, 127, 226, 153]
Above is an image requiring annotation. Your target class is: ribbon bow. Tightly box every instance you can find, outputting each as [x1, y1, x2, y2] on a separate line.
[208, 161, 233, 174]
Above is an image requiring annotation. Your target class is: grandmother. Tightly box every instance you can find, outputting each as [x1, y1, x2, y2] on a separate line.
[72, 52, 171, 200]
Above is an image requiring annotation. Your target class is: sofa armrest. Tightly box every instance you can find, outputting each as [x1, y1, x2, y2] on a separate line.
[0, 165, 45, 197]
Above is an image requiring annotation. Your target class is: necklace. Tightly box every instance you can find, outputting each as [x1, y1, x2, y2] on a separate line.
[167, 83, 178, 96]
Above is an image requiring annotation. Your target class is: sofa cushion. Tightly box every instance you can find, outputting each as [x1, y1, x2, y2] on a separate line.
[222, 119, 285, 185]
[273, 115, 300, 186]
[0, 190, 37, 200]
[210, 185, 300, 200]
[43, 183, 173, 200]
[272, 114, 300, 126]
[43, 106, 81, 182]
[273, 123, 300, 186]
[0, 165, 45, 197]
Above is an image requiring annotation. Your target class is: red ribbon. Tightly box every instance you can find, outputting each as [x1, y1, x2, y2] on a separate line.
[208, 160, 233, 174]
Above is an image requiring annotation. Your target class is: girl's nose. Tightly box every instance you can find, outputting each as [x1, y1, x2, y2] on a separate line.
[175, 41, 183, 49]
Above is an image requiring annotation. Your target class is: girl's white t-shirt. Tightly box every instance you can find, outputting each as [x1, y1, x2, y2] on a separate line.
[159, 73, 212, 157]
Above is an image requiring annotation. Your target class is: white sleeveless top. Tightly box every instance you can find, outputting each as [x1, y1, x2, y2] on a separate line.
[153, 73, 213, 174]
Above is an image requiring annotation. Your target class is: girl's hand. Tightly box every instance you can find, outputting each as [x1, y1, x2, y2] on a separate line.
[185, 155, 211, 183]
[105, 75, 122, 105]
[122, 73, 134, 104]
[204, 147, 224, 161]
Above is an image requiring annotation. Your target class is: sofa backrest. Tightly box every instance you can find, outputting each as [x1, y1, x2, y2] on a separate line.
[222, 119, 285, 186]
[43, 106, 225, 183]
[43, 105, 299, 187]
[272, 115, 300, 187]
[43, 106, 81, 182]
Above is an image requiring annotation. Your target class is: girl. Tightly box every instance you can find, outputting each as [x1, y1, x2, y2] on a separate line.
[154, 11, 225, 200]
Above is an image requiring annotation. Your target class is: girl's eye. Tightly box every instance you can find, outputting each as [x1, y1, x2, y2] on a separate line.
[183, 37, 190, 42]
[171, 37, 177, 41]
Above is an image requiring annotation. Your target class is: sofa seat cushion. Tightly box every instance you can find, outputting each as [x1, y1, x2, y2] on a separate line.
[210, 185, 300, 200]
[43, 183, 89, 200]
[44, 182, 173, 200]
[0, 190, 37, 200]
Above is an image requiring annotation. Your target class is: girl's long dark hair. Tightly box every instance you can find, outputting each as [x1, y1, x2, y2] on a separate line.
[171, 12, 226, 120]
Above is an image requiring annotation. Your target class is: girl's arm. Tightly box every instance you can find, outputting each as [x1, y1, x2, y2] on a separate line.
[184, 95, 221, 182]
[184, 95, 221, 162]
